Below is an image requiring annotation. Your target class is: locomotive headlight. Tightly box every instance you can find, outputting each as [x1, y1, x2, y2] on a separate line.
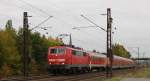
[62, 62, 64, 64]
[49, 59, 65, 62]
[49, 59, 51, 61]
[59, 59, 65, 61]
[49, 59, 55, 62]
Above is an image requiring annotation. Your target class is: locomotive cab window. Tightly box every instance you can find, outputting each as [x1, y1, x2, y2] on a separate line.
[50, 48, 65, 54]
[50, 49, 57, 53]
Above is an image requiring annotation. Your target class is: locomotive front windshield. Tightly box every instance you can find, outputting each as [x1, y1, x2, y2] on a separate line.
[50, 48, 65, 54]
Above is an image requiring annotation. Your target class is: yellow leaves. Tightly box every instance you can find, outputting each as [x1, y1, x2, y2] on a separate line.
[0, 64, 12, 77]
[0, 30, 19, 60]
[0, 29, 20, 77]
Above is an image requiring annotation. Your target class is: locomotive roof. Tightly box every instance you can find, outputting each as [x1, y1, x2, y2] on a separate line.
[49, 46, 84, 51]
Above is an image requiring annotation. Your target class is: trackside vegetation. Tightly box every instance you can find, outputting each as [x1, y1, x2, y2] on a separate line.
[0, 20, 63, 77]
[105, 67, 150, 81]
[127, 67, 150, 78]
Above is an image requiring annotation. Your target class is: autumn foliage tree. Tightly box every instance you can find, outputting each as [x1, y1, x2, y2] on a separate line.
[0, 20, 21, 77]
[112, 43, 131, 58]
[0, 20, 63, 77]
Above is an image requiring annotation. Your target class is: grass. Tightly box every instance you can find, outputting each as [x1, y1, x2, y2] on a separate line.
[126, 67, 150, 78]
[143, 67, 150, 78]
[106, 77, 122, 81]
[105, 67, 150, 81]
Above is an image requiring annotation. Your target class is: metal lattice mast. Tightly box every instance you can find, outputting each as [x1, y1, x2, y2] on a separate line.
[106, 8, 113, 78]
[23, 12, 29, 80]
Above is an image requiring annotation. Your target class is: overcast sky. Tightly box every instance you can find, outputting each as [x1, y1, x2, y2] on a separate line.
[0, 0, 150, 58]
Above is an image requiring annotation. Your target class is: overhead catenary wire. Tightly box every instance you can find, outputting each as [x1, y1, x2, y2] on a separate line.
[72, 27, 106, 41]
[0, 0, 49, 30]
[30, 16, 53, 31]
[127, 47, 139, 55]
[72, 26, 99, 29]
[72, 36, 106, 52]
[0, 12, 11, 18]
[17, 0, 50, 16]
[80, 14, 107, 32]
[44, 0, 84, 24]
[2, 0, 42, 17]
[0, 0, 55, 31]
[70, 34, 106, 52]
[0, 0, 107, 51]
[41, 2, 107, 39]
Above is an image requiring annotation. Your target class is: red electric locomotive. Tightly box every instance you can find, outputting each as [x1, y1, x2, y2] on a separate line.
[47, 46, 90, 74]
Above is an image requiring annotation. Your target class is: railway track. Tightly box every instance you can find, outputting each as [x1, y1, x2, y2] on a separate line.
[1, 68, 136, 81]
[29, 68, 136, 81]
[30, 72, 105, 81]
[1, 71, 105, 81]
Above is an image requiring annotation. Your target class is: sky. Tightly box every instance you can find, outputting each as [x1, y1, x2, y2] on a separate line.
[0, 0, 150, 58]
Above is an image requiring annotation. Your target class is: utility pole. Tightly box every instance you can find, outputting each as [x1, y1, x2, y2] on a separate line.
[69, 33, 72, 47]
[106, 8, 113, 78]
[23, 12, 29, 80]
[137, 47, 140, 65]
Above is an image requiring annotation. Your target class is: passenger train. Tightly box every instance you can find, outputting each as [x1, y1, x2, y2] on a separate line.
[47, 45, 135, 74]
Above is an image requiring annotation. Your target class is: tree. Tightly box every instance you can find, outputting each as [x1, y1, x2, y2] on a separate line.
[5, 20, 13, 30]
[30, 32, 63, 73]
[112, 43, 131, 58]
[0, 29, 21, 76]
[0, 19, 64, 77]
